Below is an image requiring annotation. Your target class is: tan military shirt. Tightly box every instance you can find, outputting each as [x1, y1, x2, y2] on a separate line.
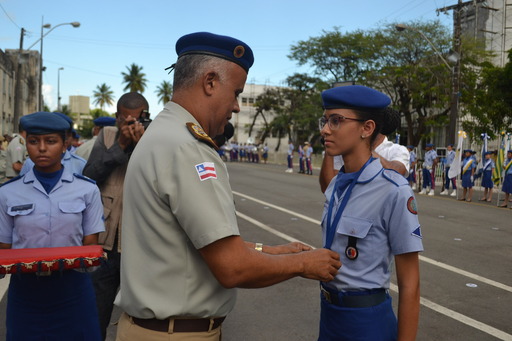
[115, 102, 239, 319]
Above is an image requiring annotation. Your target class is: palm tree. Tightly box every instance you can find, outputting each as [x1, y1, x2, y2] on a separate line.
[155, 81, 173, 105]
[121, 63, 147, 93]
[93, 83, 115, 111]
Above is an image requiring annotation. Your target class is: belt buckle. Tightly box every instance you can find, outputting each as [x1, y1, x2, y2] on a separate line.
[321, 287, 332, 304]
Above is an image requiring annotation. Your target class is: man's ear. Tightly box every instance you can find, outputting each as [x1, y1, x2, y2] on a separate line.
[203, 71, 218, 96]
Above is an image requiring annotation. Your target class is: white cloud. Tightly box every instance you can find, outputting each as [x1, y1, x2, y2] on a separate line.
[42, 84, 55, 111]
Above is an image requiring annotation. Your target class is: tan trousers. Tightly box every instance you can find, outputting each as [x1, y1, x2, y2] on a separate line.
[116, 312, 222, 341]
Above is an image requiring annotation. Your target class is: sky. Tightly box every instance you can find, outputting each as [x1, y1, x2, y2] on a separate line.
[0, 0, 454, 115]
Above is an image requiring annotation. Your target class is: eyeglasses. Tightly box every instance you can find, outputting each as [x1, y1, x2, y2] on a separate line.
[318, 114, 365, 131]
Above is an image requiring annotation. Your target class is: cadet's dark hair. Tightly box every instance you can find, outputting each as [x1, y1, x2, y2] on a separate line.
[117, 92, 149, 111]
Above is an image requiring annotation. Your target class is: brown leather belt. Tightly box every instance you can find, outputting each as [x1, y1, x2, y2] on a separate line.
[131, 315, 225, 333]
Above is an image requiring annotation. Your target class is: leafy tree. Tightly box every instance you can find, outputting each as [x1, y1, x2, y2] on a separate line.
[287, 21, 491, 146]
[122, 64, 147, 93]
[462, 50, 512, 141]
[155, 80, 173, 105]
[93, 83, 115, 111]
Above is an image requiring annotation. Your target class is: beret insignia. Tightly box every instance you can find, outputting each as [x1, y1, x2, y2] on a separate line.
[233, 45, 245, 59]
[186, 122, 218, 150]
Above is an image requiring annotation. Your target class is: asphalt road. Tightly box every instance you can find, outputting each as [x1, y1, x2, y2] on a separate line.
[1, 161, 511, 340]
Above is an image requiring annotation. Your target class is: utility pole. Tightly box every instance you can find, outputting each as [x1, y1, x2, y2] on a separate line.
[437, 0, 485, 145]
[13, 28, 25, 134]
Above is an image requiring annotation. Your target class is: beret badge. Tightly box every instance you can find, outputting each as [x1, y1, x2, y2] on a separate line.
[233, 45, 245, 59]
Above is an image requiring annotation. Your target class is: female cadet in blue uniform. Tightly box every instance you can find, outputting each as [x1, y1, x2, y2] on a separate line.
[318, 85, 423, 341]
[460, 149, 476, 202]
[479, 151, 495, 202]
[0, 111, 105, 341]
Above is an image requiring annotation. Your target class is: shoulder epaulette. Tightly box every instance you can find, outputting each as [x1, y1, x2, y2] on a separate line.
[0, 175, 23, 187]
[381, 169, 408, 187]
[73, 173, 96, 184]
[186, 122, 219, 150]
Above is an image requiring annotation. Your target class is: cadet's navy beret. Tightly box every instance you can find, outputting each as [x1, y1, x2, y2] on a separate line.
[71, 129, 80, 139]
[20, 111, 71, 134]
[426, 143, 434, 148]
[447, 144, 454, 147]
[321, 85, 391, 111]
[93, 116, 116, 127]
[176, 32, 254, 73]
[407, 145, 414, 149]
[484, 151, 492, 156]
[507, 150, 512, 153]
[53, 112, 73, 130]
[463, 149, 472, 153]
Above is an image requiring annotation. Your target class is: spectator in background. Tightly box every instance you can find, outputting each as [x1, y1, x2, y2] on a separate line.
[75, 117, 116, 161]
[440, 144, 457, 196]
[419, 143, 438, 196]
[84, 92, 150, 340]
[407, 145, 417, 190]
[286, 139, 294, 173]
[5, 125, 26, 179]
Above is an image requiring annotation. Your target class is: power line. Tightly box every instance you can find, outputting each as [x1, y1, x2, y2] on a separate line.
[0, 2, 21, 30]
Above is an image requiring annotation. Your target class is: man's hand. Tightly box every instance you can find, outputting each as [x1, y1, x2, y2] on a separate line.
[118, 115, 145, 150]
[299, 248, 341, 282]
[264, 242, 312, 255]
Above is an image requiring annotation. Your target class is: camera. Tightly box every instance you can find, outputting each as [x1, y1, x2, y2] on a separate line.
[127, 110, 152, 129]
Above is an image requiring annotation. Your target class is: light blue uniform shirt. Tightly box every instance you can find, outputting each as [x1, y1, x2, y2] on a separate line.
[322, 159, 423, 291]
[445, 150, 455, 167]
[424, 149, 438, 168]
[0, 167, 104, 248]
[288, 143, 294, 155]
[505, 158, 512, 175]
[20, 150, 87, 176]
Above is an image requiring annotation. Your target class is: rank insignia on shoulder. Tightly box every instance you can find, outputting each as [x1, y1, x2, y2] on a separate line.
[407, 196, 418, 215]
[186, 122, 218, 150]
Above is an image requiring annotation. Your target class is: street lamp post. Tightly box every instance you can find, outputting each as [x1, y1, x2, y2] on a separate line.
[395, 24, 460, 145]
[25, 20, 80, 111]
[57, 67, 64, 112]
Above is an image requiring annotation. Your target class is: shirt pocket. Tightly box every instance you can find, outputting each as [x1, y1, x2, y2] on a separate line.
[336, 215, 373, 239]
[59, 201, 86, 214]
[7, 203, 35, 216]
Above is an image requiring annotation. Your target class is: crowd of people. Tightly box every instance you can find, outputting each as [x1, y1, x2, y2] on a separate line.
[0, 30, 509, 341]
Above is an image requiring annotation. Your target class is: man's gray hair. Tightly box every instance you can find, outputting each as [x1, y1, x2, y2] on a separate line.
[173, 54, 229, 91]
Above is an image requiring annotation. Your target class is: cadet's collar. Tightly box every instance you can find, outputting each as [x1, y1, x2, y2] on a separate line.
[356, 158, 382, 184]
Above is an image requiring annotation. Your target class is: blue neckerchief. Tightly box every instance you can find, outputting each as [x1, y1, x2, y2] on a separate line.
[33, 167, 64, 194]
[324, 157, 374, 249]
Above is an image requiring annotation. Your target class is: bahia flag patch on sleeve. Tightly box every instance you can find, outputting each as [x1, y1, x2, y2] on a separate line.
[195, 162, 217, 181]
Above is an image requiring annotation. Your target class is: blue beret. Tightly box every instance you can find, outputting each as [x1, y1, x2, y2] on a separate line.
[321, 85, 391, 111]
[484, 151, 492, 156]
[447, 144, 454, 147]
[93, 116, 116, 127]
[71, 129, 80, 139]
[426, 143, 434, 148]
[507, 150, 512, 154]
[176, 32, 254, 73]
[463, 149, 472, 153]
[20, 111, 71, 134]
[407, 145, 414, 149]
[52, 112, 73, 130]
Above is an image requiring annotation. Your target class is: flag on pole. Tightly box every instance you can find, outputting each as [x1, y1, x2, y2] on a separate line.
[492, 132, 506, 185]
[448, 130, 466, 179]
[476, 133, 489, 173]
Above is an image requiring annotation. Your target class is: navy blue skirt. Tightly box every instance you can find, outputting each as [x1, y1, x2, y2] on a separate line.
[482, 170, 494, 188]
[503, 174, 512, 193]
[6, 270, 101, 341]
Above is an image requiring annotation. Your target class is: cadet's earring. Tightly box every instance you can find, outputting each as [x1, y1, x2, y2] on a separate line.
[361, 135, 366, 139]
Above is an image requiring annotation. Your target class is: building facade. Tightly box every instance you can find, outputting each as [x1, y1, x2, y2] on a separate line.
[0, 49, 40, 135]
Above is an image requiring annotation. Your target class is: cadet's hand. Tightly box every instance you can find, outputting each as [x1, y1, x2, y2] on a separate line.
[265, 242, 312, 255]
[300, 248, 341, 282]
[118, 116, 145, 150]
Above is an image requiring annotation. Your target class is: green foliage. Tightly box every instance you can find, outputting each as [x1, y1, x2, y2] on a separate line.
[287, 21, 493, 146]
[122, 64, 147, 93]
[462, 50, 512, 142]
[155, 81, 173, 105]
[93, 83, 115, 111]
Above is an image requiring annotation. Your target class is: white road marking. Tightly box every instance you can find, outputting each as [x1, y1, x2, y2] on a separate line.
[234, 191, 512, 341]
